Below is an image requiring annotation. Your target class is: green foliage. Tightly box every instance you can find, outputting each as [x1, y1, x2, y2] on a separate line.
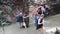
[5, 6, 13, 14]
[0, 10, 3, 14]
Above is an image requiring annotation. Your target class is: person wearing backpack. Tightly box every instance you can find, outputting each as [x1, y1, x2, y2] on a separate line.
[34, 14, 40, 27]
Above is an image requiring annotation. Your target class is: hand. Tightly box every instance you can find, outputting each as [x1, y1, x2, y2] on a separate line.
[38, 23, 42, 25]
[23, 16, 26, 18]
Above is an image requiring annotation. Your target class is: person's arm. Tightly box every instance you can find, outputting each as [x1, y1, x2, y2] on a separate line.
[38, 19, 41, 24]
[23, 15, 29, 18]
[26, 15, 29, 17]
[23, 16, 26, 18]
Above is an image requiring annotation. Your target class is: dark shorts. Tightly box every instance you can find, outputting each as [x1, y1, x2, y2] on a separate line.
[36, 24, 43, 30]
[24, 17, 29, 28]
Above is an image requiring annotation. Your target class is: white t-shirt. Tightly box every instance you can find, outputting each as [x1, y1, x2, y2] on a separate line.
[19, 12, 23, 16]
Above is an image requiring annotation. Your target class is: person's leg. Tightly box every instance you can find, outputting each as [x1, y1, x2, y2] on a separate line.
[37, 30, 40, 34]
[23, 22, 27, 28]
[41, 27, 46, 34]
[19, 22, 21, 28]
[25, 20, 29, 28]
[26, 18, 29, 28]
[19, 22, 23, 28]
[26, 22, 29, 28]
[37, 29, 42, 34]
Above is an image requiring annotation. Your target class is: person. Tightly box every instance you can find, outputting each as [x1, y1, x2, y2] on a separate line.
[23, 14, 29, 28]
[37, 7, 42, 14]
[36, 14, 45, 34]
[55, 28, 60, 34]
[16, 10, 23, 28]
[19, 10, 23, 27]
[43, 5, 49, 17]
[34, 14, 40, 27]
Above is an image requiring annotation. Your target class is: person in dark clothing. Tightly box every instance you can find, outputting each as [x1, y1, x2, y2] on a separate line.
[36, 14, 46, 34]
[19, 11, 23, 28]
[23, 14, 29, 28]
[16, 11, 23, 28]
[37, 7, 42, 15]
[55, 28, 60, 34]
